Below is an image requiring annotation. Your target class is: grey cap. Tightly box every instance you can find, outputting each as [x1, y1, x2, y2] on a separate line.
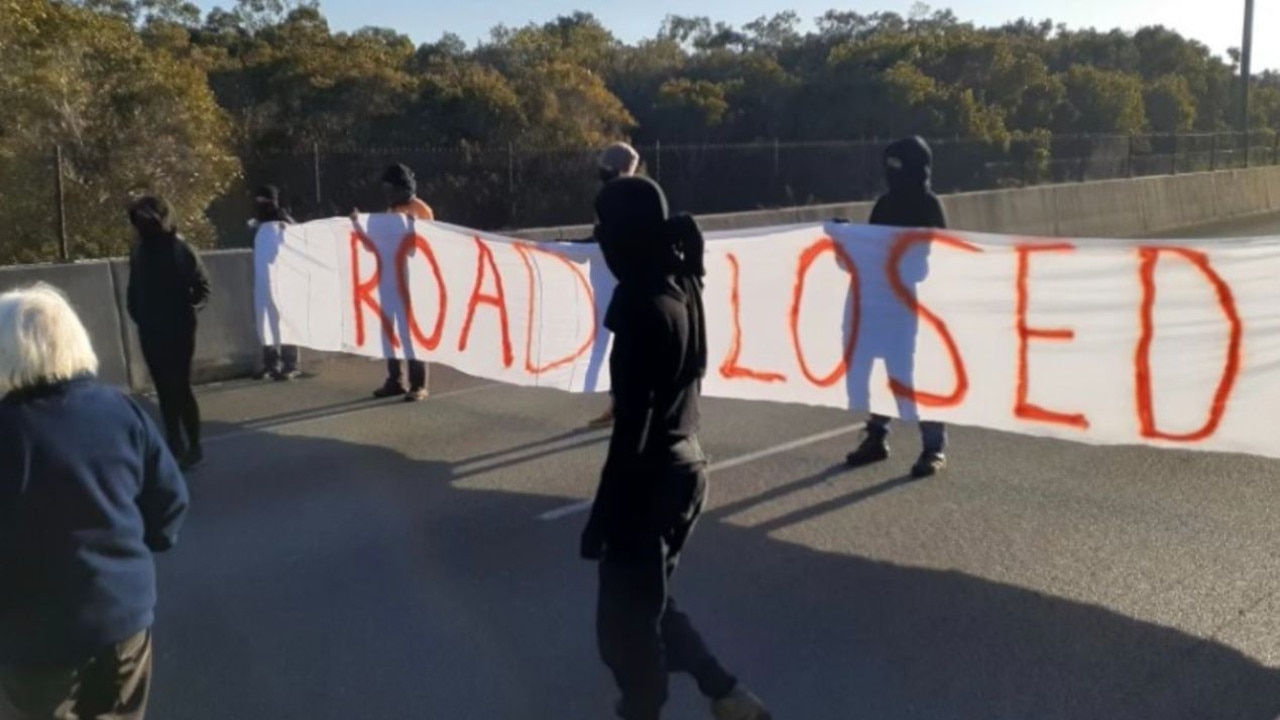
[599, 142, 640, 177]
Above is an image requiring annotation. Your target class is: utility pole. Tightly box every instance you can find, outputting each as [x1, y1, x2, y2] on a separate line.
[1240, 0, 1255, 134]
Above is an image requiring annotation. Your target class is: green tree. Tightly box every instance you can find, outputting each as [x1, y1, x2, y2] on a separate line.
[1144, 75, 1197, 132]
[650, 78, 731, 138]
[0, 0, 238, 262]
[1059, 65, 1146, 133]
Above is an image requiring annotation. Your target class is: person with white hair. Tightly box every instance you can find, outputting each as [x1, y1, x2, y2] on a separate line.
[0, 284, 189, 720]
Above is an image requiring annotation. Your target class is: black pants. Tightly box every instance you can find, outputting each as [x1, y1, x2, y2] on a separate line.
[385, 359, 427, 391]
[140, 332, 201, 457]
[0, 630, 152, 720]
[597, 466, 736, 720]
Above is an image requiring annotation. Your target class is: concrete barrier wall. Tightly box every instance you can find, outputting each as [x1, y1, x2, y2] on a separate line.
[5, 165, 1280, 391]
[945, 185, 1060, 237]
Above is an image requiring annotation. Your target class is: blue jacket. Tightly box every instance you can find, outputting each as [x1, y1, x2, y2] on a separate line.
[0, 378, 189, 664]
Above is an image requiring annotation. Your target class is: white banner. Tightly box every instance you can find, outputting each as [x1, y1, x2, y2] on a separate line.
[255, 215, 1273, 458]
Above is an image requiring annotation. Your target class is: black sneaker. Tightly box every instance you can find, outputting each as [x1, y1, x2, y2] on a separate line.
[180, 446, 204, 471]
[912, 451, 946, 478]
[373, 383, 407, 399]
[712, 686, 772, 720]
[845, 434, 890, 468]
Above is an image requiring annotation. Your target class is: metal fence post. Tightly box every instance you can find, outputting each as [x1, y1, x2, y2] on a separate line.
[1171, 133, 1179, 175]
[1127, 134, 1135, 178]
[1273, 132, 1279, 166]
[311, 142, 322, 213]
[1078, 137, 1088, 183]
[507, 142, 515, 224]
[654, 139, 662, 183]
[772, 137, 781, 203]
[54, 145, 69, 262]
[1244, 131, 1251, 169]
[1210, 133, 1218, 171]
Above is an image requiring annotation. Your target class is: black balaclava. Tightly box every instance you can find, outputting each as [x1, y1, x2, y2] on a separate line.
[253, 185, 282, 222]
[128, 195, 177, 242]
[594, 176, 707, 382]
[884, 136, 934, 196]
[381, 163, 417, 207]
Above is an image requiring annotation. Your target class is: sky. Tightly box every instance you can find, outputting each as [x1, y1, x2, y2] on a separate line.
[211, 0, 1280, 71]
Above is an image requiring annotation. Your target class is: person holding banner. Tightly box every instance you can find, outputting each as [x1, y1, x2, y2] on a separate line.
[248, 185, 302, 381]
[844, 136, 949, 478]
[577, 141, 641, 429]
[580, 176, 770, 720]
[370, 163, 434, 402]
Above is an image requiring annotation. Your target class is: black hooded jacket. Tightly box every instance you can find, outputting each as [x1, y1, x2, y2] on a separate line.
[126, 198, 211, 334]
[868, 136, 948, 229]
[583, 177, 708, 547]
[252, 186, 296, 225]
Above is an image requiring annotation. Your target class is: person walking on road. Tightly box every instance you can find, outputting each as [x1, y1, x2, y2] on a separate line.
[0, 284, 190, 720]
[581, 141, 641, 429]
[843, 136, 950, 478]
[581, 176, 771, 720]
[371, 163, 434, 402]
[126, 195, 210, 471]
[248, 185, 302, 381]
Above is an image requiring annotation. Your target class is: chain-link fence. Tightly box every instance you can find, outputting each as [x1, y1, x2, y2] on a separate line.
[9, 131, 1280, 264]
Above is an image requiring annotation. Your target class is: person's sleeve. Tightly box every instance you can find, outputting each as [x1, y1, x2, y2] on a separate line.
[187, 244, 212, 312]
[416, 200, 435, 221]
[929, 195, 949, 229]
[133, 400, 189, 552]
[581, 305, 665, 557]
[868, 197, 887, 226]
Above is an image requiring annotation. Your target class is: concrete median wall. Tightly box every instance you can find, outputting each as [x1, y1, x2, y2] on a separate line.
[6, 165, 1280, 391]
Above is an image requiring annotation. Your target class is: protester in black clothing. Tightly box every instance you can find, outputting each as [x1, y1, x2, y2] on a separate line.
[575, 142, 641, 428]
[844, 136, 949, 478]
[248, 185, 301, 381]
[126, 196, 210, 470]
[581, 176, 770, 720]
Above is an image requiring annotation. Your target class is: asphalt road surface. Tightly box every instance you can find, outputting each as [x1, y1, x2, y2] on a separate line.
[147, 214, 1280, 720]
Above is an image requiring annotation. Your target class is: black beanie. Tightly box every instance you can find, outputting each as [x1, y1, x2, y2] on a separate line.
[381, 164, 416, 191]
[254, 185, 281, 204]
[128, 195, 176, 237]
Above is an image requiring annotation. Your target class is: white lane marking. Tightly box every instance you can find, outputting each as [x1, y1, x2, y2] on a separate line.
[538, 500, 595, 522]
[537, 423, 865, 521]
[203, 383, 500, 445]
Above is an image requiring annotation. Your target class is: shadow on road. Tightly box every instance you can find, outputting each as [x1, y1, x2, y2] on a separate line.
[140, 410, 1280, 720]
